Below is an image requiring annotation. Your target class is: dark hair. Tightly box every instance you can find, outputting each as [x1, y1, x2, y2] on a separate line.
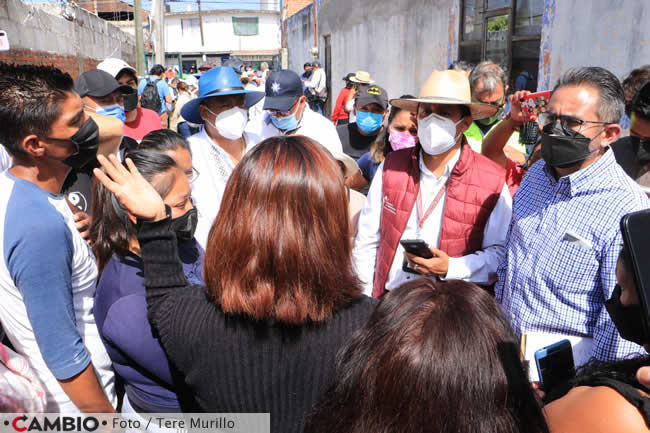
[90, 150, 179, 275]
[628, 80, 650, 120]
[622, 65, 650, 104]
[116, 68, 137, 83]
[370, 94, 416, 164]
[553, 66, 625, 124]
[312, 61, 321, 68]
[149, 64, 165, 76]
[139, 129, 191, 156]
[203, 135, 362, 324]
[307, 278, 550, 433]
[304, 62, 312, 68]
[176, 80, 189, 93]
[0, 63, 75, 156]
[449, 59, 474, 74]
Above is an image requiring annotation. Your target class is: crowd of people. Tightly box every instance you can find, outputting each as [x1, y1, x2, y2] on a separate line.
[0, 54, 649, 433]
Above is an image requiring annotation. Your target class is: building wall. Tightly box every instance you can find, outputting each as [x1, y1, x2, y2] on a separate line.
[286, 3, 315, 74]
[165, 12, 281, 55]
[286, 0, 313, 18]
[539, 0, 650, 90]
[0, 0, 136, 78]
[317, 0, 459, 109]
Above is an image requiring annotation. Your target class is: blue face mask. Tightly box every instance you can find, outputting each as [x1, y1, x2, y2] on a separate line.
[270, 113, 299, 131]
[96, 104, 126, 123]
[356, 110, 384, 134]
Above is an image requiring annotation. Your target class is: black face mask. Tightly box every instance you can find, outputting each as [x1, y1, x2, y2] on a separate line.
[604, 284, 648, 346]
[541, 122, 598, 169]
[629, 136, 650, 164]
[43, 117, 100, 171]
[123, 92, 139, 113]
[169, 207, 198, 241]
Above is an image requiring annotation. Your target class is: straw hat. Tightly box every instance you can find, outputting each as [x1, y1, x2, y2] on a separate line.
[390, 70, 498, 120]
[349, 70, 375, 84]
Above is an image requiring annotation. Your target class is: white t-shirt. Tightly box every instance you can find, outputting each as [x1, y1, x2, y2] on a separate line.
[244, 106, 343, 154]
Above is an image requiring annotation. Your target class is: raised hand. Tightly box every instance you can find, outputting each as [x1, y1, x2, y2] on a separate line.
[93, 154, 167, 222]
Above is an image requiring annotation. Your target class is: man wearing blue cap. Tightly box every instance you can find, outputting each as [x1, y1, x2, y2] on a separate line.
[180, 66, 265, 247]
[245, 69, 343, 153]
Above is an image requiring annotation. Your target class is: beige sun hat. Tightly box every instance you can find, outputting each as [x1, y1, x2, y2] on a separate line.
[330, 150, 360, 179]
[390, 70, 498, 120]
[349, 70, 375, 84]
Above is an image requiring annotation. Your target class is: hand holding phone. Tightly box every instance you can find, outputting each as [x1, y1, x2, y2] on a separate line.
[400, 239, 434, 259]
[520, 90, 551, 120]
[535, 339, 574, 395]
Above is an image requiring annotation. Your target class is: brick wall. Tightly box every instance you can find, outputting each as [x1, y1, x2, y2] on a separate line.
[0, 48, 100, 79]
[287, 0, 312, 17]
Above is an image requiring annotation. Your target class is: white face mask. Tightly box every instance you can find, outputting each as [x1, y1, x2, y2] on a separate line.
[205, 106, 248, 140]
[417, 113, 463, 155]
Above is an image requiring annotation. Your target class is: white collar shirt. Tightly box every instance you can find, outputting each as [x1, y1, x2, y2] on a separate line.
[244, 106, 343, 154]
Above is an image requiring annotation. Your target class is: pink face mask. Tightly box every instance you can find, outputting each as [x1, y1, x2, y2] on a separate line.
[389, 129, 418, 151]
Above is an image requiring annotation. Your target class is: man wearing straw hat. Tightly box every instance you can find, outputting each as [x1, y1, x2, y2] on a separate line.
[353, 70, 512, 298]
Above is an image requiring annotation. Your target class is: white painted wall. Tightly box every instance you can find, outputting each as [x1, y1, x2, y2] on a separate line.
[165, 12, 281, 54]
[317, 0, 459, 111]
[539, 0, 650, 90]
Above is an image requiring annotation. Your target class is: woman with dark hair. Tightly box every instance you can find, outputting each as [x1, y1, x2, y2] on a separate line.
[351, 95, 418, 192]
[90, 149, 202, 418]
[307, 278, 550, 433]
[138, 129, 197, 184]
[93, 135, 377, 432]
[169, 81, 199, 138]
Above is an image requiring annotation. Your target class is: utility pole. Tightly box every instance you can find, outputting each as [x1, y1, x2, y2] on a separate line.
[134, 0, 145, 76]
[198, 0, 205, 47]
[153, 0, 165, 66]
[281, 0, 288, 69]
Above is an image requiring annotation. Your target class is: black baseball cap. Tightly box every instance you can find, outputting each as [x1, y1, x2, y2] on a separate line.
[75, 69, 131, 98]
[343, 72, 355, 81]
[628, 80, 650, 117]
[263, 70, 304, 111]
[355, 84, 389, 110]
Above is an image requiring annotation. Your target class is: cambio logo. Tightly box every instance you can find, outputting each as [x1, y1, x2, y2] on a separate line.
[9, 416, 99, 432]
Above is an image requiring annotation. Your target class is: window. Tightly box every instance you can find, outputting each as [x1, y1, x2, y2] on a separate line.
[181, 18, 200, 37]
[232, 17, 259, 36]
[459, 0, 543, 91]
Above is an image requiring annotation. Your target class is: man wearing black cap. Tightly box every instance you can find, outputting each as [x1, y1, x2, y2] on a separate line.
[245, 69, 343, 153]
[612, 80, 650, 193]
[63, 70, 137, 215]
[337, 84, 389, 161]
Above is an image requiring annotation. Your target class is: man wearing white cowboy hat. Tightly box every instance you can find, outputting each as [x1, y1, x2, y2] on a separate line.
[180, 66, 265, 247]
[353, 69, 513, 298]
[345, 71, 375, 123]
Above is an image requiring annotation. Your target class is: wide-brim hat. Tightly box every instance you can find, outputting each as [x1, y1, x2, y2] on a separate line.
[349, 70, 375, 84]
[181, 66, 265, 124]
[330, 150, 360, 178]
[390, 70, 498, 120]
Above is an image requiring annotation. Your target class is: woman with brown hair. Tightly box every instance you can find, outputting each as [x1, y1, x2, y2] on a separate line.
[93, 135, 376, 432]
[307, 278, 550, 433]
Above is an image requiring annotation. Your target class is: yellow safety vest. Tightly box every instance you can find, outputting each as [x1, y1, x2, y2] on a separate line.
[464, 120, 524, 155]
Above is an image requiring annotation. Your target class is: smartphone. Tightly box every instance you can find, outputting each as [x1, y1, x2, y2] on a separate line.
[400, 239, 434, 259]
[400, 239, 433, 275]
[535, 339, 575, 393]
[620, 209, 650, 337]
[520, 90, 551, 119]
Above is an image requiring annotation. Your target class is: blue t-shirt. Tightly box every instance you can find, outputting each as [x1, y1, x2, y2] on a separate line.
[93, 239, 204, 411]
[358, 152, 380, 184]
[138, 77, 171, 115]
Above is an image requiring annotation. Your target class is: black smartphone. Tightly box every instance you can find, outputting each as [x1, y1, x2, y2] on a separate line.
[534, 339, 575, 394]
[400, 239, 434, 275]
[620, 209, 650, 337]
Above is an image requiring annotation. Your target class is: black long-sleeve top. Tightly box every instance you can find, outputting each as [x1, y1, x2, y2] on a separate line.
[137, 218, 377, 433]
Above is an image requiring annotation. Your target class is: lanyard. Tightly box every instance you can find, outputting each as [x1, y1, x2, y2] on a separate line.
[416, 180, 448, 229]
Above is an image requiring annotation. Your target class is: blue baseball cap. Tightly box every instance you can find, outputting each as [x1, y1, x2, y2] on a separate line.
[263, 70, 304, 111]
[180, 66, 264, 124]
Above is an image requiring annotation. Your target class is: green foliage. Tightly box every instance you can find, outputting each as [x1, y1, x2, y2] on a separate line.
[487, 15, 509, 32]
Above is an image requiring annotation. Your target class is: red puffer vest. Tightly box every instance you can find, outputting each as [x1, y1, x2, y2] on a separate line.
[372, 142, 506, 298]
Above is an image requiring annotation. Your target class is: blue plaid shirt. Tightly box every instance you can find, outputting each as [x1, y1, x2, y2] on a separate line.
[495, 149, 650, 361]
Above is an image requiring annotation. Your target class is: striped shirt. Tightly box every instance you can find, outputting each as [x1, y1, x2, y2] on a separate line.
[496, 149, 650, 361]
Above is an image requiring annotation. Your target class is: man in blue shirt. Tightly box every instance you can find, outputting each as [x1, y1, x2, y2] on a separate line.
[0, 63, 115, 412]
[496, 66, 650, 362]
[138, 64, 173, 129]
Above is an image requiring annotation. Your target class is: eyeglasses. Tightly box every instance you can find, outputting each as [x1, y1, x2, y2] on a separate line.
[187, 166, 200, 183]
[538, 112, 611, 132]
[267, 98, 299, 117]
[472, 97, 506, 110]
